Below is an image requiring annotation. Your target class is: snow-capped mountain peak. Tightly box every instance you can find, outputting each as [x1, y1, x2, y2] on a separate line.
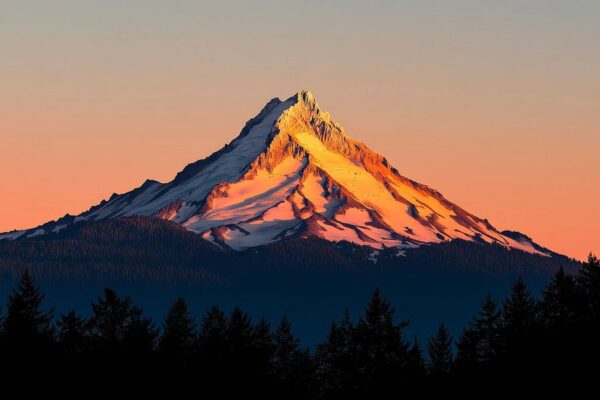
[1, 90, 548, 256]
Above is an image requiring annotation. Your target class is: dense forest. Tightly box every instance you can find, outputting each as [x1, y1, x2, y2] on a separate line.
[0, 217, 579, 285]
[0, 254, 598, 398]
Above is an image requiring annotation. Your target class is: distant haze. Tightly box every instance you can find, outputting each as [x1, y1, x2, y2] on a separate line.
[1, 1, 598, 259]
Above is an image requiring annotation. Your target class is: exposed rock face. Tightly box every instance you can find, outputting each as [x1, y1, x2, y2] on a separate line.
[1, 90, 547, 255]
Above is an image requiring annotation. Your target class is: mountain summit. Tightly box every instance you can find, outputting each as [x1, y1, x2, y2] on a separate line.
[1, 90, 547, 255]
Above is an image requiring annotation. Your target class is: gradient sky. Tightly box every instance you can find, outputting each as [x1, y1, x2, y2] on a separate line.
[1, 0, 598, 259]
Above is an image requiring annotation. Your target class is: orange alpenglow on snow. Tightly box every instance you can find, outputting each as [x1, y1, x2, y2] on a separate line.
[0, 91, 549, 255]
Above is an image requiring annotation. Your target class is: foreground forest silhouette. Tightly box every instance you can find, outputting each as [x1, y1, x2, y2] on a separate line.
[0, 255, 599, 398]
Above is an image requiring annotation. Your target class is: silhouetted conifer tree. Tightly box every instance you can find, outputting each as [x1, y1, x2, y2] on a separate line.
[407, 337, 426, 376]
[540, 268, 580, 329]
[472, 293, 501, 363]
[250, 317, 276, 394]
[353, 289, 409, 395]
[501, 277, 537, 351]
[197, 305, 228, 357]
[273, 316, 313, 399]
[57, 310, 88, 353]
[158, 298, 196, 354]
[578, 253, 600, 321]
[227, 307, 254, 354]
[455, 327, 479, 370]
[315, 310, 357, 399]
[0, 271, 54, 395]
[224, 307, 258, 395]
[88, 288, 156, 352]
[196, 304, 229, 397]
[428, 324, 454, 375]
[252, 316, 275, 365]
[1, 270, 53, 350]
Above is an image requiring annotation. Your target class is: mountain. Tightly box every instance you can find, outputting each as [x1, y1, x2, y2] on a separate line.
[0, 90, 580, 347]
[0, 90, 551, 256]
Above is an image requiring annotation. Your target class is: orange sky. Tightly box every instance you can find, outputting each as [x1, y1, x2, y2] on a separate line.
[1, 1, 598, 259]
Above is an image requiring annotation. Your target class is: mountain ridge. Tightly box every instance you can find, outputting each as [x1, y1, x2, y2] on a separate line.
[1, 90, 553, 257]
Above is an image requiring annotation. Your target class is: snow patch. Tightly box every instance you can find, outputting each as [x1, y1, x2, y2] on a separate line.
[52, 224, 67, 233]
[316, 220, 376, 248]
[185, 157, 306, 233]
[369, 250, 380, 264]
[27, 229, 46, 238]
[89, 98, 297, 220]
[0, 230, 26, 240]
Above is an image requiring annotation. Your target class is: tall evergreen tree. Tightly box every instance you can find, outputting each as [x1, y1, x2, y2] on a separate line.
[225, 307, 258, 395]
[427, 324, 454, 375]
[57, 310, 88, 353]
[540, 268, 580, 329]
[501, 277, 538, 349]
[315, 310, 357, 399]
[88, 288, 156, 352]
[455, 293, 501, 371]
[0, 271, 54, 395]
[174, 305, 229, 397]
[406, 337, 427, 398]
[250, 317, 276, 391]
[472, 293, 501, 363]
[455, 327, 479, 370]
[158, 298, 196, 354]
[252, 316, 275, 365]
[578, 253, 600, 321]
[353, 289, 409, 394]
[1, 270, 53, 350]
[407, 337, 426, 376]
[196, 305, 229, 375]
[227, 307, 254, 355]
[273, 316, 313, 399]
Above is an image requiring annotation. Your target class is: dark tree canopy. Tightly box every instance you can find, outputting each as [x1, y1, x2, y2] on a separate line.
[0, 254, 599, 398]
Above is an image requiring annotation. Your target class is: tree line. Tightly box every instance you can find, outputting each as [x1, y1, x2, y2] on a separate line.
[0, 254, 598, 398]
[0, 217, 578, 286]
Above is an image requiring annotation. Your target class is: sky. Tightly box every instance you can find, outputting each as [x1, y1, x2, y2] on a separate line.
[1, 0, 598, 259]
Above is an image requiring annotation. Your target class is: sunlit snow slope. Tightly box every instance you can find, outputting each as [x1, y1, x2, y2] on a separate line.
[1, 90, 548, 255]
